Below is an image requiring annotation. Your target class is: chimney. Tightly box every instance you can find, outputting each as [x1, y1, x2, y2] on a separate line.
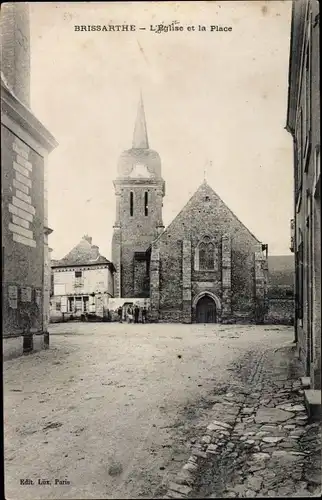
[90, 245, 99, 260]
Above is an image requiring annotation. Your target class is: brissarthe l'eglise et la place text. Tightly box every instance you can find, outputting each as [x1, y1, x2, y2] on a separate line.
[74, 23, 233, 33]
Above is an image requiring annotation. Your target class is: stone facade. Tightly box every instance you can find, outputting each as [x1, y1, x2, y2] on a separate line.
[111, 97, 268, 323]
[286, 0, 321, 390]
[1, 3, 58, 359]
[150, 182, 268, 323]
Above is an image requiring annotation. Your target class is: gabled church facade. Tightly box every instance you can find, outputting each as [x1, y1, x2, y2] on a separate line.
[111, 97, 268, 323]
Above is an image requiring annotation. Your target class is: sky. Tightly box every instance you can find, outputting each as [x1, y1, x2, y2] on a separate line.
[29, 1, 294, 260]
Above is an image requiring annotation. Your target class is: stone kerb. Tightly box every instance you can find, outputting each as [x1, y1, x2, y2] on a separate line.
[164, 393, 245, 499]
[163, 348, 321, 499]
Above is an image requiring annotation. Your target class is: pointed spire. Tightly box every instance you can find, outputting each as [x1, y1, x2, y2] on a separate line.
[132, 91, 149, 149]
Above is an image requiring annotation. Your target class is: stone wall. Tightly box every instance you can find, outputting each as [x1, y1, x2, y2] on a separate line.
[221, 234, 232, 321]
[312, 195, 321, 389]
[158, 239, 183, 312]
[133, 258, 147, 297]
[2, 129, 45, 337]
[150, 244, 160, 321]
[1, 115, 56, 357]
[112, 180, 164, 298]
[111, 228, 121, 297]
[182, 240, 192, 323]
[266, 298, 294, 325]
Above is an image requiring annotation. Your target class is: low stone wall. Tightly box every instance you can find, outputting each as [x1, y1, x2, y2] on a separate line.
[159, 310, 183, 322]
[3, 333, 48, 361]
[266, 298, 294, 325]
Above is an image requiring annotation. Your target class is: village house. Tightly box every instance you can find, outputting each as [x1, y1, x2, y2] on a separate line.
[286, 0, 321, 415]
[1, 3, 58, 359]
[50, 236, 115, 322]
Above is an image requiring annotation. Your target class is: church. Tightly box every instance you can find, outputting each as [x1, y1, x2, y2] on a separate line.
[111, 97, 268, 324]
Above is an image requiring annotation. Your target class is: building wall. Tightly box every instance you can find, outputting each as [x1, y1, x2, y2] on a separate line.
[288, 0, 321, 389]
[0, 2, 31, 105]
[43, 163, 51, 334]
[53, 266, 113, 296]
[2, 129, 45, 337]
[1, 3, 57, 359]
[310, 0, 321, 390]
[50, 265, 113, 321]
[112, 179, 164, 297]
[50, 294, 110, 322]
[151, 183, 266, 323]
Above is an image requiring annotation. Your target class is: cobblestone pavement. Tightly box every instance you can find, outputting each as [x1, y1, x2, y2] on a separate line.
[4, 323, 320, 499]
[164, 345, 322, 499]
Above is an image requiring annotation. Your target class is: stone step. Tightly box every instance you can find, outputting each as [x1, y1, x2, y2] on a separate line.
[304, 390, 322, 422]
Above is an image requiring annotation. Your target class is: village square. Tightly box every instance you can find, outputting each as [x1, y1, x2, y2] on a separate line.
[1, 2, 321, 499]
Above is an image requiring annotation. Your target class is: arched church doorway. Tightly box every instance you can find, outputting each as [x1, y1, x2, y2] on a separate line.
[196, 295, 217, 323]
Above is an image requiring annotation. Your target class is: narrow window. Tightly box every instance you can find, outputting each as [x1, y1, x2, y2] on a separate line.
[75, 270, 82, 278]
[199, 241, 214, 270]
[144, 191, 148, 216]
[130, 191, 134, 216]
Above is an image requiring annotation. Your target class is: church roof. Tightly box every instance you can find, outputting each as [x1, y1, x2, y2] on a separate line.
[151, 180, 261, 246]
[52, 235, 111, 267]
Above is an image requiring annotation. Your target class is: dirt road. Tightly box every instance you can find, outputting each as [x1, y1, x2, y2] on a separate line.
[4, 322, 293, 499]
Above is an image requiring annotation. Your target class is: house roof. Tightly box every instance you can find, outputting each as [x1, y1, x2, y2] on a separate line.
[52, 235, 112, 268]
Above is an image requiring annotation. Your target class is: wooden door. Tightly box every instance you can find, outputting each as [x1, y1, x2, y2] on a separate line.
[196, 295, 217, 323]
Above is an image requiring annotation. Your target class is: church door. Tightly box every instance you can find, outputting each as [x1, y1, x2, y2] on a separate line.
[196, 295, 217, 323]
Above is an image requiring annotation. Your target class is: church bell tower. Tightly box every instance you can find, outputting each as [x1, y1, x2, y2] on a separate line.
[112, 94, 165, 298]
